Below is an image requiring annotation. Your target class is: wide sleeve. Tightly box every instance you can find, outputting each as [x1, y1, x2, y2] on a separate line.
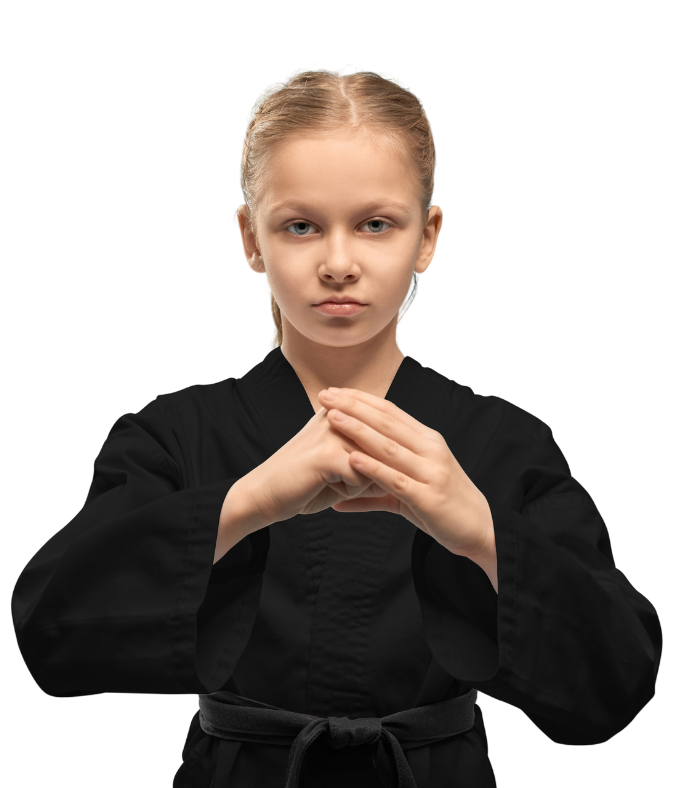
[411, 406, 662, 745]
[10, 394, 269, 698]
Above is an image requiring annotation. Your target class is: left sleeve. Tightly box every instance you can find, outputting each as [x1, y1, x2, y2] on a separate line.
[411, 407, 663, 745]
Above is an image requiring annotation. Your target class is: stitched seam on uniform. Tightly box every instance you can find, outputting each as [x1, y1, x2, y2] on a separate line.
[160, 393, 193, 489]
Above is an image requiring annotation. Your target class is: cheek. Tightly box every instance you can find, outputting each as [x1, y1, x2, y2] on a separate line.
[263, 259, 310, 310]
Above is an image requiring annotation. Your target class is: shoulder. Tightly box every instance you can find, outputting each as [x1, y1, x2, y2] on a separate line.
[417, 360, 551, 447]
[118, 378, 238, 433]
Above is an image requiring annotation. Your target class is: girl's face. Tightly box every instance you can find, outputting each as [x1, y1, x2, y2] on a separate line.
[238, 129, 442, 349]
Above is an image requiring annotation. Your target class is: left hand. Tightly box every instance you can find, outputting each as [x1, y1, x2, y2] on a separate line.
[318, 387, 495, 559]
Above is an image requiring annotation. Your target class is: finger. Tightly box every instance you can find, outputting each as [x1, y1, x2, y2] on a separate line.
[325, 408, 431, 483]
[319, 390, 435, 458]
[324, 481, 359, 498]
[324, 473, 372, 500]
[321, 453, 381, 500]
[323, 456, 391, 501]
[347, 481, 391, 499]
[347, 450, 427, 509]
[319, 387, 437, 440]
[332, 495, 398, 514]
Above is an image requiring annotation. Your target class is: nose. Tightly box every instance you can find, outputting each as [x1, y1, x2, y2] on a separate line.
[320, 232, 360, 283]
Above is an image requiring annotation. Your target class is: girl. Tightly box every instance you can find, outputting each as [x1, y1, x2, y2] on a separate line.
[11, 70, 662, 788]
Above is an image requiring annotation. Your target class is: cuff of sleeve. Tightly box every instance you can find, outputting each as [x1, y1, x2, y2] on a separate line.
[411, 503, 518, 686]
[192, 478, 270, 692]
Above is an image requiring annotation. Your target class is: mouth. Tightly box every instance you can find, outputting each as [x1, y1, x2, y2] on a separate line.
[313, 299, 366, 305]
[312, 301, 367, 316]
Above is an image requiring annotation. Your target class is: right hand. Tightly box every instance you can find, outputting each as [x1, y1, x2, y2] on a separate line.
[246, 406, 388, 523]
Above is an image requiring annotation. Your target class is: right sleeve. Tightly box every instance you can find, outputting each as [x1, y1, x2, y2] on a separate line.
[10, 395, 269, 697]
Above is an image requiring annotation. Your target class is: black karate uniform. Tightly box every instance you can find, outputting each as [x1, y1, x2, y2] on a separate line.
[11, 347, 662, 787]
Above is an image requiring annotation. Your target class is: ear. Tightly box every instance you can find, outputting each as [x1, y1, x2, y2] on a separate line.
[414, 206, 443, 275]
[234, 203, 265, 274]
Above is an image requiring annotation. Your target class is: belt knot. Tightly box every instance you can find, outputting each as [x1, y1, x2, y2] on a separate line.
[325, 715, 382, 749]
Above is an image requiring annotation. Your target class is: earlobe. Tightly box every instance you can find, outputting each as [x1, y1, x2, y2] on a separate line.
[246, 251, 265, 275]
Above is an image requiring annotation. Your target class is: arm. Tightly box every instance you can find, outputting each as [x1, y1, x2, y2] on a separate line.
[214, 474, 272, 564]
[463, 517, 498, 593]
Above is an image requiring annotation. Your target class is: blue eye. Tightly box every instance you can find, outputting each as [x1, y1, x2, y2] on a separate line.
[287, 222, 312, 236]
[286, 219, 391, 238]
[361, 219, 390, 233]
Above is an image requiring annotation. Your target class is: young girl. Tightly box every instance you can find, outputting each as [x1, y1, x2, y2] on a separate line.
[11, 70, 662, 788]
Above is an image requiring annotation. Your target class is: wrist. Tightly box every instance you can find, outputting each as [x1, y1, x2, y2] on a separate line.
[469, 535, 498, 594]
[215, 474, 272, 563]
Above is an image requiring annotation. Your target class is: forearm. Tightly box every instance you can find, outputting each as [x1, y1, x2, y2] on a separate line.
[462, 519, 498, 594]
[214, 475, 272, 564]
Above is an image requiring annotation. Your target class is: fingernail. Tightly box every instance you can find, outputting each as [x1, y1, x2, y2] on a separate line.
[332, 410, 346, 421]
[322, 389, 336, 400]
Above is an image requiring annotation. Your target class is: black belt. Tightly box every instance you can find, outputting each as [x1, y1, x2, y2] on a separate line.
[198, 688, 477, 788]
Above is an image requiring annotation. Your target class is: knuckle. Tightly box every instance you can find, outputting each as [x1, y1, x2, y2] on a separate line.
[381, 412, 398, 433]
[383, 437, 399, 457]
[393, 471, 409, 492]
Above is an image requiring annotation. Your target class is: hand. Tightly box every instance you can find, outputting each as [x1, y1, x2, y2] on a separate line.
[244, 405, 391, 525]
[318, 387, 495, 559]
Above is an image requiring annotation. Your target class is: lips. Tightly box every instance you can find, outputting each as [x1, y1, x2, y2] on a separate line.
[314, 298, 365, 305]
[313, 302, 366, 316]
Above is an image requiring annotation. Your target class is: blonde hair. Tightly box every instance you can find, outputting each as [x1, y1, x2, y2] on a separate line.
[239, 69, 436, 347]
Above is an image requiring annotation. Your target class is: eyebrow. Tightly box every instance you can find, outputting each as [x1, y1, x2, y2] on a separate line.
[265, 199, 413, 215]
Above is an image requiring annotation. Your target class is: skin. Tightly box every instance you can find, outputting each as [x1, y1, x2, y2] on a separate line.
[236, 128, 442, 414]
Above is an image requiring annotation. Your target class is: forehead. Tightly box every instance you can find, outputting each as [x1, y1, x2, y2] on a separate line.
[260, 129, 420, 212]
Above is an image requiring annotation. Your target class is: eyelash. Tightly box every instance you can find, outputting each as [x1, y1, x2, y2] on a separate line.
[284, 218, 393, 237]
